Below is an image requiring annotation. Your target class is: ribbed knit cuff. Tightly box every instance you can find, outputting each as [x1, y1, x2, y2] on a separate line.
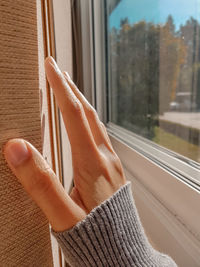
[52, 182, 177, 267]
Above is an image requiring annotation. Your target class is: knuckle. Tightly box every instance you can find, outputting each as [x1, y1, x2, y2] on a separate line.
[100, 122, 106, 131]
[110, 151, 121, 165]
[95, 153, 110, 177]
[71, 100, 84, 116]
[99, 148, 123, 174]
[100, 165, 112, 182]
[100, 162, 109, 176]
[112, 155, 124, 176]
[87, 106, 98, 119]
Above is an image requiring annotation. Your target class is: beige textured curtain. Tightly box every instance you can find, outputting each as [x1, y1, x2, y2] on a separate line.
[0, 1, 53, 266]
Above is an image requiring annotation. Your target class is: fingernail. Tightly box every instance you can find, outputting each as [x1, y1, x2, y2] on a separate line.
[4, 139, 30, 167]
[48, 56, 56, 66]
[47, 57, 61, 73]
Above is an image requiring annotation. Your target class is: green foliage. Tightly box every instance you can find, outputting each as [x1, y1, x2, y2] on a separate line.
[109, 16, 200, 139]
[109, 20, 160, 139]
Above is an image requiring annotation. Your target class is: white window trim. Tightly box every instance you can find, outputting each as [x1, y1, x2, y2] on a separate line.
[51, 0, 73, 194]
[127, 167, 200, 265]
[108, 123, 200, 188]
[43, 1, 73, 266]
[107, 123, 200, 230]
[80, 0, 200, 265]
[109, 132, 200, 252]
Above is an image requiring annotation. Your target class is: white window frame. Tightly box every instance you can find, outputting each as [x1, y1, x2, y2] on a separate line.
[80, 0, 200, 265]
[42, 1, 73, 266]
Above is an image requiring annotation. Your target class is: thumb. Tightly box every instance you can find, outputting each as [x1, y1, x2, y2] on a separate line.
[4, 139, 86, 232]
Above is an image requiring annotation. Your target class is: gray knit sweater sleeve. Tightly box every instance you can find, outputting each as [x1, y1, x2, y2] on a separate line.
[52, 183, 177, 266]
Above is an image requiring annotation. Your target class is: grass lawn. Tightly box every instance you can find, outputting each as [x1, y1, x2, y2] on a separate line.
[153, 127, 200, 163]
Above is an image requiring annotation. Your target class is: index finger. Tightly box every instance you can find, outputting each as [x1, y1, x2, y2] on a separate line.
[45, 57, 97, 156]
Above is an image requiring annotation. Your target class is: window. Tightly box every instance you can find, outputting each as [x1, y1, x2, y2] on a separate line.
[105, 0, 200, 164]
[79, 1, 200, 265]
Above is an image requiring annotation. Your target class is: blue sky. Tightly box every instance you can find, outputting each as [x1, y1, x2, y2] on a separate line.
[109, 0, 200, 30]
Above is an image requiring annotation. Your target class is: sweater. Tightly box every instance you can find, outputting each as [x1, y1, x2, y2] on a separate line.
[52, 182, 177, 266]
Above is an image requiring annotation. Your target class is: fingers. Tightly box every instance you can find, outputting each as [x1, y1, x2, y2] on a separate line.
[63, 71, 113, 149]
[44, 57, 97, 156]
[4, 139, 86, 232]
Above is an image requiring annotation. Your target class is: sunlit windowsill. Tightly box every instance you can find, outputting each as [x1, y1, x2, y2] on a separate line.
[107, 122, 200, 188]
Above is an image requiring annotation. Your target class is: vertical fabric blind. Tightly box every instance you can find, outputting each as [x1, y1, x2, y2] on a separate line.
[0, 1, 53, 265]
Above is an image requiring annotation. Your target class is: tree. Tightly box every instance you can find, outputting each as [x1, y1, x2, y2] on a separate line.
[110, 19, 159, 139]
[108, 15, 200, 140]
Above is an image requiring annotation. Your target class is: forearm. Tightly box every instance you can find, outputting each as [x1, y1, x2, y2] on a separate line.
[52, 183, 177, 267]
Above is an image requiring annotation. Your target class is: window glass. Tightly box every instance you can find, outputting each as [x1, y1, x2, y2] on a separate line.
[105, 0, 200, 163]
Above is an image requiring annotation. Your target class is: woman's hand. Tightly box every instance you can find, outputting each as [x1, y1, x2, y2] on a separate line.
[3, 57, 126, 232]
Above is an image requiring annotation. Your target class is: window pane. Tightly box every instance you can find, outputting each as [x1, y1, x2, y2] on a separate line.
[105, 0, 200, 163]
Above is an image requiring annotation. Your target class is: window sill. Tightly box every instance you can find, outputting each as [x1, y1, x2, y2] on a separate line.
[107, 123, 200, 265]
